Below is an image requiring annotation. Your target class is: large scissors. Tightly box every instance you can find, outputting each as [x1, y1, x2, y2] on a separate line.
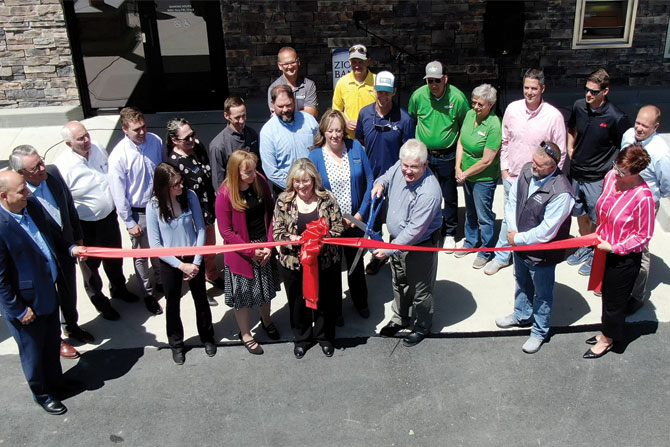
[343, 194, 385, 275]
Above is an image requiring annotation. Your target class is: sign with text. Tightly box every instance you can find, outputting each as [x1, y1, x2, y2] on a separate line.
[332, 49, 351, 89]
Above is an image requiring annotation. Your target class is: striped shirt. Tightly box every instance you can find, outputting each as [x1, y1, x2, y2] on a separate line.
[595, 170, 655, 255]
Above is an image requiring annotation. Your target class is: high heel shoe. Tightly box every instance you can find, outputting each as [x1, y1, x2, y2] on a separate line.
[583, 343, 612, 359]
[238, 332, 263, 355]
[260, 318, 280, 340]
[585, 335, 599, 345]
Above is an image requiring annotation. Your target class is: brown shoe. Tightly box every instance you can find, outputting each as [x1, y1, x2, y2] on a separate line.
[60, 341, 80, 359]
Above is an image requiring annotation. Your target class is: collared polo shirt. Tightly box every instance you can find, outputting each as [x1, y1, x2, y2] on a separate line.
[332, 70, 377, 139]
[267, 74, 318, 113]
[408, 84, 469, 150]
[459, 109, 502, 182]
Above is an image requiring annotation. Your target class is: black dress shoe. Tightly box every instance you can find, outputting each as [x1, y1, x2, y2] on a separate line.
[625, 298, 644, 316]
[112, 290, 139, 303]
[585, 335, 599, 345]
[403, 331, 427, 347]
[172, 348, 185, 365]
[39, 397, 67, 415]
[293, 345, 306, 359]
[379, 321, 407, 337]
[204, 342, 217, 357]
[207, 296, 219, 307]
[65, 325, 95, 344]
[100, 306, 121, 321]
[207, 277, 226, 290]
[356, 307, 370, 319]
[321, 345, 334, 357]
[583, 344, 613, 359]
[260, 319, 281, 340]
[144, 296, 163, 315]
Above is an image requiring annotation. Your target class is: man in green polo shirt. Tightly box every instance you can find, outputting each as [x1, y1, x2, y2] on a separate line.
[408, 61, 469, 251]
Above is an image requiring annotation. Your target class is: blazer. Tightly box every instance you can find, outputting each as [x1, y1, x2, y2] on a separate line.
[216, 173, 275, 278]
[0, 198, 72, 320]
[45, 164, 83, 244]
[309, 139, 373, 218]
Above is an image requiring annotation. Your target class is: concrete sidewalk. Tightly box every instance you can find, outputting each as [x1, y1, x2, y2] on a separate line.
[0, 108, 669, 356]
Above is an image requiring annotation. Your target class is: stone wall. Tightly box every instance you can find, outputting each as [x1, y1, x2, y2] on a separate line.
[0, 0, 79, 108]
[221, 0, 670, 97]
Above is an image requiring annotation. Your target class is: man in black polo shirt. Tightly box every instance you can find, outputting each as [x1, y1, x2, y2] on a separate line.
[209, 96, 261, 190]
[566, 68, 630, 276]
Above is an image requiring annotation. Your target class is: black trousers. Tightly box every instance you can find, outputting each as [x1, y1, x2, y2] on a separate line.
[602, 251, 642, 341]
[158, 258, 214, 349]
[339, 227, 368, 314]
[57, 256, 78, 330]
[280, 262, 341, 348]
[79, 210, 129, 310]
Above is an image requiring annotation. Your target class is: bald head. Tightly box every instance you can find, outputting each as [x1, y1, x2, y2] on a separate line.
[61, 120, 92, 159]
[0, 170, 30, 214]
[634, 105, 661, 142]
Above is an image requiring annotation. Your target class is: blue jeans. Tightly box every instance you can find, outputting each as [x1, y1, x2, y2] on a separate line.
[428, 152, 457, 237]
[512, 253, 556, 340]
[493, 177, 513, 265]
[462, 179, 497, 260]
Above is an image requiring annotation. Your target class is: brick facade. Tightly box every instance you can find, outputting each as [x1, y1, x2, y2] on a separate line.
[221, 0, 670, 97]
[0, 0, 79, 108]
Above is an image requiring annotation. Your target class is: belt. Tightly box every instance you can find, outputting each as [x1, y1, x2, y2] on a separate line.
[131, 207, 146, 213]
[428, 144, 457, 158]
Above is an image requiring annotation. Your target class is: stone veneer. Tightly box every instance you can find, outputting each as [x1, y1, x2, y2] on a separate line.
[221, 0, 670, 96]
[0, 0, 79, 108]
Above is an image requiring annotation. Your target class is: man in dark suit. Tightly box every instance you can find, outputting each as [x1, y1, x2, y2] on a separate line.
[0, 170, 87, 414]
[9, 145, 92, 359]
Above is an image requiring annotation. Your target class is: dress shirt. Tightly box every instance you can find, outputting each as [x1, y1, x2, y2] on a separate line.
[595, 170, 655, 255]
[54, 141, 115, 221]
[145, 189, 206, 268]
[107, 133, 164, 229]
[621, 129, 670, 203]
[374, 161, 442, 255]
[209, 125, 260, 190]
[506, 168, 575, 245]
[259, 111, 318, 189]
[27, 181, 62, 229]
[500, 99, 567, 179]
[8, 208, 58, 283]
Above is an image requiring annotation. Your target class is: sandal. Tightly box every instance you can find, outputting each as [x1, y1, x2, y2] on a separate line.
[260, 319, 281, 340]
[238, 332, 263, 355]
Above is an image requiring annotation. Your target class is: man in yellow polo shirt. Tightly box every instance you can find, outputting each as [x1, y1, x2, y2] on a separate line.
[332, 44, 376, 139]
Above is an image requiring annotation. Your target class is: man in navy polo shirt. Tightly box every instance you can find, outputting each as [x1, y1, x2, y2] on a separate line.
[566, 68, 630, 276]
[355, 71, 415, 274]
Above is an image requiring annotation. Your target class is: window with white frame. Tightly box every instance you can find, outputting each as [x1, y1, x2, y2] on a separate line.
[572, 0, 639, 49]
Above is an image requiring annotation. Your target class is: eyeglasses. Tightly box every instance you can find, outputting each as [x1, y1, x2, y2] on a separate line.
[174, 131, 196, 142]
[426, 78, 442, 84]
[349, 46, 366, 55]
[279, 59, 298, 67]
[293, 178, 312, 186]
[471, 100, 488, 108]
[584, 86, 603, 96]
[540, 141, 560, 164]
[170, 179, 184, 188]
[24, 158, 45, 174]
[612, 161, 630, 177]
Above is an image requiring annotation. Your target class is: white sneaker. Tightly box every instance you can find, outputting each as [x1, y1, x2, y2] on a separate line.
[522, 336, 544, 354]
[442, 236, 456, 254]
[483, 260, 510, 276]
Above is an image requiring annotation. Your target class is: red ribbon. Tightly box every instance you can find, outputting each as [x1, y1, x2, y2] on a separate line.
[298, 217, 330, 309]
[80, 233, 605, 297]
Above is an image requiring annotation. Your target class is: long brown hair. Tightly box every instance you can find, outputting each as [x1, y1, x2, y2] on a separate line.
[222, 150, 262, 212]
[313, 109, 346, 149]
[152, 163, 189, 222]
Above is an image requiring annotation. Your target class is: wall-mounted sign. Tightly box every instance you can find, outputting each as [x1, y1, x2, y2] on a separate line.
[332, 49, 352, 89]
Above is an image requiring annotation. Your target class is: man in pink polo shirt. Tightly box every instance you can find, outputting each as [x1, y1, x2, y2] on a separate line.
[484, 68, 567, 275]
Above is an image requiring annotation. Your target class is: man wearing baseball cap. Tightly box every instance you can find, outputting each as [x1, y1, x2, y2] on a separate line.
[333, 44, 376, 139]
[356, 71, 415, 275]
[408, 61, 469, 252]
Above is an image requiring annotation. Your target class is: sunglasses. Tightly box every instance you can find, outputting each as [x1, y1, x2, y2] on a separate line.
[349, 46, 366, 55]
[279, 59, 298, 67]
[174, 131, 196, 142]
[584, 86, 603, 96]
[427, 78, 442, 84]
[540, 141, 560, 164]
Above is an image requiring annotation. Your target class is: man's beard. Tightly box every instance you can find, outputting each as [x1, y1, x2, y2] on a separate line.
[532, 168, 548, 179]
[279, 112, 294, 123]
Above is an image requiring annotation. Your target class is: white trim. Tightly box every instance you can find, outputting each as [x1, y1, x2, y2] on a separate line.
[572, 0, 639, 49]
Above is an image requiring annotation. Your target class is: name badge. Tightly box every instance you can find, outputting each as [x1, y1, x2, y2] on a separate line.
[477, 131, 486, 137]
[444, 104, 454, 110]
[296, 93, 306, 100]
[191, 165, 200, 174]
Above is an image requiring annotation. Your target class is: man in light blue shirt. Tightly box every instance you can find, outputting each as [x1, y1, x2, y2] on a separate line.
[620, 105, 670, 313]
[371, 139, 443, 347]
[107, 107, 165, 315]
[495, 143, 575, 354]
[260, 84, 318, 194]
